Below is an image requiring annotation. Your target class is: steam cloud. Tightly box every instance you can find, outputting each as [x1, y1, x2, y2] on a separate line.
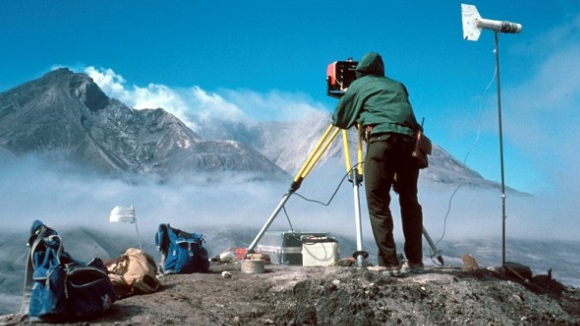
[0, 151, 576, 245]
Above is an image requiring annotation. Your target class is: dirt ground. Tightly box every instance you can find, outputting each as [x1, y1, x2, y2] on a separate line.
[2, 261, 580, 326]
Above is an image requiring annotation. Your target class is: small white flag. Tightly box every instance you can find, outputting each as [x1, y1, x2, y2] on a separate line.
[109, 205, 136, 224]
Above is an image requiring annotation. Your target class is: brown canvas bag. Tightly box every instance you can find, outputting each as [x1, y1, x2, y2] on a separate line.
[106, 248, 160, 299]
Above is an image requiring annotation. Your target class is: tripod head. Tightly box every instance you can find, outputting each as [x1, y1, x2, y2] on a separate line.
[326, 58, 358, 98]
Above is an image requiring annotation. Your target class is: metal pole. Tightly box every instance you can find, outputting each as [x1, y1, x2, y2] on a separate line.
[494, 32, 507, 267]
[134, 219, 143, 250]
[247, 192, 294, 253]
[422, 226, 444, 265]
[343, 129, 367, 266]
[351, 169, 366, 267]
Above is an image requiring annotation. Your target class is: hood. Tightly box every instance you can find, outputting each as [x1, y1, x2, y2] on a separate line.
[355, 52, 385, 78]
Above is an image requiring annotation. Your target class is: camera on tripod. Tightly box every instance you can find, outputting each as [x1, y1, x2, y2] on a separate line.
[326, 58, 358, 98]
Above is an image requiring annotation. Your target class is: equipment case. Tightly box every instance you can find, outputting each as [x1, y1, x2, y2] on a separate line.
[257, 231, 329, 265]
[301, 236, 340, 266]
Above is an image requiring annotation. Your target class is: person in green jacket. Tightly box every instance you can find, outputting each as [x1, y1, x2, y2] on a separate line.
[332, 52, 424, 275]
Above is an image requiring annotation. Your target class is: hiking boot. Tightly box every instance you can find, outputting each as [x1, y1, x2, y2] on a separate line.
[367, 265, 387, 272]
[381, 266, 402, 277]
[401, 261, 424, 274]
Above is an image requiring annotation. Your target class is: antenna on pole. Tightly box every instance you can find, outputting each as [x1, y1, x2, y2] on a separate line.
[461, 4, 522, 41]
[461, 4, 522, 268]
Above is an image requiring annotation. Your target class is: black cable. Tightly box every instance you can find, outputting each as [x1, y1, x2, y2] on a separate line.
[281, 163, 360, 231]
[282, 205, 296, 234]
[294, 165, 356, 206]
[434, 66, 497, 248]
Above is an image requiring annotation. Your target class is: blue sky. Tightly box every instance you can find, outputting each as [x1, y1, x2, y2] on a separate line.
[2, 1, 580, 197]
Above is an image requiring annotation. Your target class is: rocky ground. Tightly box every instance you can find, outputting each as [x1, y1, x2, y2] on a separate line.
[1, 260, 579, 326]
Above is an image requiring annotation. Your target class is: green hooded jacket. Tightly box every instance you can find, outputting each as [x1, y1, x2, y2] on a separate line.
[332, 52, 421, 137]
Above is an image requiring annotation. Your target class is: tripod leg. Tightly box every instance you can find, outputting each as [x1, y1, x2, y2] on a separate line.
[299, 127, 340, 181]
[351, 170, 368, 266]
[247, 192, 293, 253]
[343, 129, 368, 266]
[423, 226, 444, 265]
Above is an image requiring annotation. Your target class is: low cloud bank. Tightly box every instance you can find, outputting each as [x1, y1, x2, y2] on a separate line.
[0, 154, 575, 245]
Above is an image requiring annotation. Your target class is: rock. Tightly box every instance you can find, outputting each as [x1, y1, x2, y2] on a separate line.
[502, 261, 533, 280]
[462, 254, 479, 271]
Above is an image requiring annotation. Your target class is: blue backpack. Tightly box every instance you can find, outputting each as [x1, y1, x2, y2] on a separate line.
[24, 220, 116, 322]
[155, 224, 210, 274]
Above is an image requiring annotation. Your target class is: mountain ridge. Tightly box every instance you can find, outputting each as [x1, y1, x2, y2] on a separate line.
[194, 112, 507, 190]
[0, 69, 288, 181]
[0, 68, 512, 191]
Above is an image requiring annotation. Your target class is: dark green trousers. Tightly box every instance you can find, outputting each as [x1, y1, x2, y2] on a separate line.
[364, 133, 423, 267]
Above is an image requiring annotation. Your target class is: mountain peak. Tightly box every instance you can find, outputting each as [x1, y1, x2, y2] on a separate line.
[46, 67, 75, 77]
[0, 69, 289, 181]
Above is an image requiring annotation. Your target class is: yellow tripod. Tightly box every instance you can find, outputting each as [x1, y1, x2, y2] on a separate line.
[246, 124, 369, 266]
[246, 124, 444, 267]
